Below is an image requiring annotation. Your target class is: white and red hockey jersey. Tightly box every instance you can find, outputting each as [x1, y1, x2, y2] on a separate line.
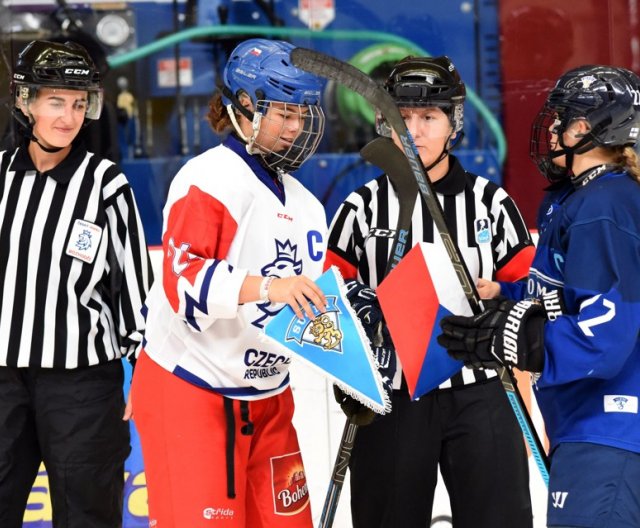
[143, 137, 327, 399]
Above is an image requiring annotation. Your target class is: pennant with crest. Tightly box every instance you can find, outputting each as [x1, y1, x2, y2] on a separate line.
[263, 266, 390, 415]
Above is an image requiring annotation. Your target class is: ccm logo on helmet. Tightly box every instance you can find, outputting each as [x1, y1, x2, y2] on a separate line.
[13, 73, 25, 80]
[64, 68, 90, 76]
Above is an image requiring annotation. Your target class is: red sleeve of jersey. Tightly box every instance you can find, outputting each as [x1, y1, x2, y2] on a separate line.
[162, 185, 238, 312]
[324, 249, 357, 279]
[496, 245, 535, 282]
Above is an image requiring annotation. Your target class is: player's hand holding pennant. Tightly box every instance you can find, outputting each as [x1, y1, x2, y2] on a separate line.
[262, 266, 391, 415]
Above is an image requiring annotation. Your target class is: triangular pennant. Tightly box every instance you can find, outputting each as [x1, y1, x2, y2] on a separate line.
[262, 266, 390, 414]
[377, 242, 469, 399]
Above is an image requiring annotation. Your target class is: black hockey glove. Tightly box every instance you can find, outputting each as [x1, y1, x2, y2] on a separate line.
[344, 278, 394, 351]
[336, 280, 397, 425]
[344, 279, 383, 343]
[437, 297, 547, 372]
[333, 340, 396, 426]
[333, 385, 376, 426]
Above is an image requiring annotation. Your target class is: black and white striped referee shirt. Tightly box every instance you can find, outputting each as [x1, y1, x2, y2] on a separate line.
[0, 142, 153, 369]
[326, 155, 534, 389]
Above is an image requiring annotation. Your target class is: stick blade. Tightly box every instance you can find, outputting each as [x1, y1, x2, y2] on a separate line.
[291, 47, 376, 94]
[291, 48, 400, 123]
[359, 137, 418, 198]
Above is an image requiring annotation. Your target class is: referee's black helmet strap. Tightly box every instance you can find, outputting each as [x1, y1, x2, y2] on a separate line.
[10, 106, 65, 153]
[530, 64, 640, 182]
[377, 55, 466, 137]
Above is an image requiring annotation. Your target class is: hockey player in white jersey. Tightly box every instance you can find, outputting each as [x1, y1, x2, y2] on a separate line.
[131, 38, 328, 528]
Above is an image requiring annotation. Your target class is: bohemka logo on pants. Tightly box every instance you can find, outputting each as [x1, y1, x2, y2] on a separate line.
[271, 451, 310, 515]
[551, 491, 569, 509]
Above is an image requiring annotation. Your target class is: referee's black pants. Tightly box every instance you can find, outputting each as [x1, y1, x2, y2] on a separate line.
[0, 361, 130, 528]
[349, 377, 533, 528]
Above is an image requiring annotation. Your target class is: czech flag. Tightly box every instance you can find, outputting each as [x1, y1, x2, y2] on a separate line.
[377, 242, 470, 399]
[262, 266, 390, 415]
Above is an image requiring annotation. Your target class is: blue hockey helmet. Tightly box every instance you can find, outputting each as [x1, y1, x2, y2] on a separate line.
[222, 39, 323, 109]
[220, 39, 325, 173]
[530, 64, 640, 181]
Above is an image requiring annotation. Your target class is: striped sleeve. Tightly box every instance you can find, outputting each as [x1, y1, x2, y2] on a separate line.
[325, 180, 379, 280]
[487, 184, 535, 281]
[102, 163, 154, 360]
[325, 200, 360, 278]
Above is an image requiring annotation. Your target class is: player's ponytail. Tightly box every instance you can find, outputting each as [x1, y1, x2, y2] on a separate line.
[612, 145, 640, 183]
[206, 92, 233, 134]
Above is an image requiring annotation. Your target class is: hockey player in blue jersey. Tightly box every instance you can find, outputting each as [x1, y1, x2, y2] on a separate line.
[438, 65, 640, 527]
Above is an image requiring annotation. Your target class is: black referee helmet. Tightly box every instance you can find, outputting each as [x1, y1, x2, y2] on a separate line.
[12, 40, 104, 127]
[377, 55, 466, 137]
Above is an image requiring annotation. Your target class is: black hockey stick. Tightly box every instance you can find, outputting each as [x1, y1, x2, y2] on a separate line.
[362, 137, 419, 278]
[291, 48, 550, 487]
[318, 137, 418, 528]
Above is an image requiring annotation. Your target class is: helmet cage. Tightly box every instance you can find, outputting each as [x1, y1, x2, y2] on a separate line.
[249, 100, 325, 173]
[530, 104, 570, 182]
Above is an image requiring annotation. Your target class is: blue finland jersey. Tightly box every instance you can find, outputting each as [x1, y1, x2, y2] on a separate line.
[525, 169, 640, 454]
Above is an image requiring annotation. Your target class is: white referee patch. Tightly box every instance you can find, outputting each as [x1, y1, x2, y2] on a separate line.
[474, 217, 492, 244]
[604, 395, 638, 414]
[66, 219, 103, 264]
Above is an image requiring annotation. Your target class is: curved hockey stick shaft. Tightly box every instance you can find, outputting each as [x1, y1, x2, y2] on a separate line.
[291, 48, 478, 308]
[291, 48, 550, 488]
[318, 137, 418, 528]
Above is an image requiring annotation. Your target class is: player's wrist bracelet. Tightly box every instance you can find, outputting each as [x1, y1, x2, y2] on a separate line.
[259, 276, 276, 302]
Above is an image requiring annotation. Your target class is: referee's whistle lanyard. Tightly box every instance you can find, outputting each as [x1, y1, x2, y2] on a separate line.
[223, 397, 255, 499]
